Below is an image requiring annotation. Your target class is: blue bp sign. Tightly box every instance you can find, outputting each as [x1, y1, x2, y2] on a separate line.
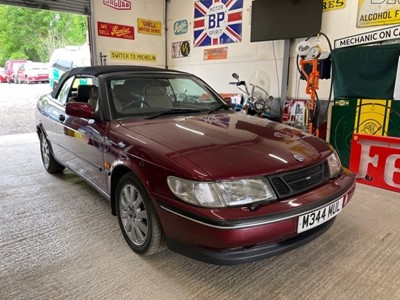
[194, 0, 243, 47]
[174, 19, 188, 35]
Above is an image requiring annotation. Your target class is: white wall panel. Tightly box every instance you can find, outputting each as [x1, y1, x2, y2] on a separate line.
[167, 0, 400, 99]
[91, 0, 166, 67]
[166, 0, 284, 95]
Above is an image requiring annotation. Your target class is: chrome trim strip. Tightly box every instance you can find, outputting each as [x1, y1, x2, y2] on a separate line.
[159, 194, 348, 230]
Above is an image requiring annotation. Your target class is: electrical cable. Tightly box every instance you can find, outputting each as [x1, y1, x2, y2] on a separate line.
[272, 41, 281, 98]
[271, 41, 283, 119]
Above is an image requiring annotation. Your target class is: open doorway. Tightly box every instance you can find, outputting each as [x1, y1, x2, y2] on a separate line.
[0, 4, 90, 135]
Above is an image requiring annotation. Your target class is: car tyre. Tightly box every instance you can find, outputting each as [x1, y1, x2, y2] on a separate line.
[116, 173, 166, 256]
[40, 133, 65, 173]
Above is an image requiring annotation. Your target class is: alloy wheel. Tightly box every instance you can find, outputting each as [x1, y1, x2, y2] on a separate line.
[41, 134, 50, 169]
[119, 183, 149, 246]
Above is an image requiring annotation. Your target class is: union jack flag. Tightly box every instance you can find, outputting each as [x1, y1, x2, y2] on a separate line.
[194, 0, 243, 47]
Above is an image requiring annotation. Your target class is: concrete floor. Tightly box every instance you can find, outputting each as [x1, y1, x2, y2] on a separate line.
[1, 133, 399, 300]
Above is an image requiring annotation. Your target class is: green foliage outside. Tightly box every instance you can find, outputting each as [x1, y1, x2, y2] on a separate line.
[0, 5, 88, 66]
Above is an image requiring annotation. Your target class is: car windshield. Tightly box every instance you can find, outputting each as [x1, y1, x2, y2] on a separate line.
[108, 75, 224, 119]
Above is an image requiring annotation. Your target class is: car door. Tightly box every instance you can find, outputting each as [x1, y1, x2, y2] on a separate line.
[54, 76, 110, 195]
[39, 76, 75, 161]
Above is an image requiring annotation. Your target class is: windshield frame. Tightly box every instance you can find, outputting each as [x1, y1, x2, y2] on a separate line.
[103, 72, 229, 120]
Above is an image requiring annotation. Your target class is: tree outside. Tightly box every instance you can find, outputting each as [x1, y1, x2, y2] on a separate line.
[0, 5, 88, 66]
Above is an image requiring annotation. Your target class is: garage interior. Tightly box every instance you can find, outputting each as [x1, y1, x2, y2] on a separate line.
[1, 0, 400, 299]
[1, 133, 399, 299]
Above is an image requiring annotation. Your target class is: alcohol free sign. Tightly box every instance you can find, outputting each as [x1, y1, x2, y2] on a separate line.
[357, 0, 400, 27]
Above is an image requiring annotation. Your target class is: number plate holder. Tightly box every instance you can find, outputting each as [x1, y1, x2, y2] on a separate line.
[297, 197, 344, 233]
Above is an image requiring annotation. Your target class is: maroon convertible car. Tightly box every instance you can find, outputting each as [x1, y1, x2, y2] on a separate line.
[36, 66, 356, 265]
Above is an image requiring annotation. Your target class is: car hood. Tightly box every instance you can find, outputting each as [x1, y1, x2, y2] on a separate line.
[120, 113, 332, 179]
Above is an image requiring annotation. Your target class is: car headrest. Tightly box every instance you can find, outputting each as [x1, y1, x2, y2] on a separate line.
[146, 84, 165, 95]
[90, 86, 98, 99]
[77, 85, 94, 102]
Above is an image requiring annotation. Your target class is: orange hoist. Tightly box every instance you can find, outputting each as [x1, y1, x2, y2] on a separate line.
[300, 52, 320, 136]
[296, 38, 330, 137]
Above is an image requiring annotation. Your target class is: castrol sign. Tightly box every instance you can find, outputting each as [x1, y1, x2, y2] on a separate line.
[103, 0, 131, 10]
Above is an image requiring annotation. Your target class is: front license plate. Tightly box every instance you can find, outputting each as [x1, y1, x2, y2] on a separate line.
[297, 198, 343, 233]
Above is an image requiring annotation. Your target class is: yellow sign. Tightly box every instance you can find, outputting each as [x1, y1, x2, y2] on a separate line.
[110, 51, 156, 62]
[323, 0, 345, 12]
[137, 18, 162, 35]
[354, 99, 392, 136]
[357, 0, 400, 27]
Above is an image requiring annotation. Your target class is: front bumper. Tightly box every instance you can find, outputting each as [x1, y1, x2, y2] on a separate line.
[156, 171, 356, 265]
[166, 218, 335, 265]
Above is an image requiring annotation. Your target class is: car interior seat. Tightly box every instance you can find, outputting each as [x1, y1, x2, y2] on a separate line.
[112, 84, 130, 112]
[144, 84, 173, 108]
[88, 86, 98, 110]
[77, 84, 94, 103]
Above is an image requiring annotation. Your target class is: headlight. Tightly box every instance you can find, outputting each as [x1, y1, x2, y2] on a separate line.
[327, 151, 342, 178]
[167, 176, 277, 208]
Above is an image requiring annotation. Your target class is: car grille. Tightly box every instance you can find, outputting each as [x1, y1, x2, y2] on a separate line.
[268, 161, 330, 198]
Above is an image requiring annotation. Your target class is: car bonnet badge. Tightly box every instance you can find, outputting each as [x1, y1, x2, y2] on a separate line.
[294, 154, 304, 162]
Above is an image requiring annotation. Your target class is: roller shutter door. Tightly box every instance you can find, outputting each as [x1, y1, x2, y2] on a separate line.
[0, 0, 90, 15]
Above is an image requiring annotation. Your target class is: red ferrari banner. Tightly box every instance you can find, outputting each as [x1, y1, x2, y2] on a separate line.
[349, 133, 400, 193]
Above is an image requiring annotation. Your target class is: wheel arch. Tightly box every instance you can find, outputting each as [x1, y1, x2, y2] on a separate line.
[36, 122, 46, 139]
[36, 124, 57, 159]
[110, 165, 138, 216]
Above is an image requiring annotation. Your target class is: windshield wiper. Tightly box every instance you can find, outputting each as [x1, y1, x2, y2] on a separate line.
[145, 108, 203, 120]
[207, 103, 231, 114]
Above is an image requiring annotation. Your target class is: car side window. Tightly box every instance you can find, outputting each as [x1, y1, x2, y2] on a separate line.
[56, 77, 75, 105]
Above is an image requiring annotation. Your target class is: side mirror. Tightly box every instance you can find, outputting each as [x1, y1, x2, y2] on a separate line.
[232, 73, 239, 80]
[66, 102, 95, 119]
[52, 81, 58, 92]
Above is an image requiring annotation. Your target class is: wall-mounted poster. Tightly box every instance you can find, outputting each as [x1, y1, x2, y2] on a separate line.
[97, 22, 134, 40]
[137, 19, 162, 35]
[194, 0, 243, 47]
[110, 51, 156, 62]
[103, 0, 131, 10]
[174, 19, 189, 35]
[323, 0, 345, 12]
[357, 0, 400, 27]
[172, 41, 191, 58]
[204, 47, 228, 60]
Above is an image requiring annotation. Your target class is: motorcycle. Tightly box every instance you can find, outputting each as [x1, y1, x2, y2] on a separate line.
[228, 70, 279, 120]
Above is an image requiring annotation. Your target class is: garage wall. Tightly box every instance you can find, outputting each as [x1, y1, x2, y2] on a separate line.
[88, 0, 400, 99]
[91, 0, 166, 68]
[166, 0, 284, 97]
[165, 0, 400, 98]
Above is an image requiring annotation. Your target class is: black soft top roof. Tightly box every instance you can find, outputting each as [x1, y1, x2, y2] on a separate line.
[65, 65, 186, 77]
[52, 65, 190, 97]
